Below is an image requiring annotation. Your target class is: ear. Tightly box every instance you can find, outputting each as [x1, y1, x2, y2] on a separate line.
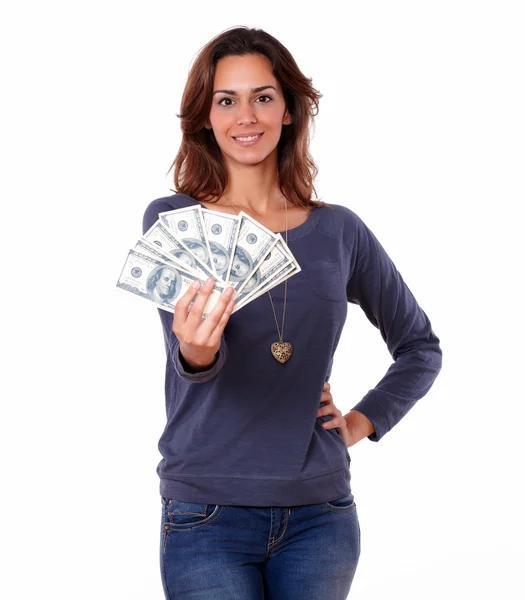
[204, 119, 212, 129]
[282, 109, 292, 126]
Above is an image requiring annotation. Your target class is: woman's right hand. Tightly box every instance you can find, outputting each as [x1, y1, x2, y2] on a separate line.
[172, 277, 235, 370]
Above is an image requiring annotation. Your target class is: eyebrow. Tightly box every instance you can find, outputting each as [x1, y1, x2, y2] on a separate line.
[212, 85, 277, 96]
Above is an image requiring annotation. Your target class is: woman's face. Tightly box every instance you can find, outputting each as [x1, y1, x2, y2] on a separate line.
[206, 53, 291, 168]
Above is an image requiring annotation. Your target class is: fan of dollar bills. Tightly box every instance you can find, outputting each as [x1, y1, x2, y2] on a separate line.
[116, 204, 301, 318]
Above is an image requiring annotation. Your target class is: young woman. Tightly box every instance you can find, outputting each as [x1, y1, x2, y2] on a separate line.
[142, 26, 442, 600]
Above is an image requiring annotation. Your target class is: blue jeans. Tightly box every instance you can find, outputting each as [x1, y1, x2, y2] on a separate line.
[159, 491, 361, 599]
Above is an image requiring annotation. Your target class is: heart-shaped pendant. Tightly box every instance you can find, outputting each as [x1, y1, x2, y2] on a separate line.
[271, 341, 293, 364]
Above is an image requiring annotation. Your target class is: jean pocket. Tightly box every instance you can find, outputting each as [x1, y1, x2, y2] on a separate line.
[162, 497, 222, 528]
[323, 492, 356, 513]
[303, 260, 346, 301]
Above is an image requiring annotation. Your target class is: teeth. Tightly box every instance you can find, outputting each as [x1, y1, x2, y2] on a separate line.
[235, 134, 261, 141]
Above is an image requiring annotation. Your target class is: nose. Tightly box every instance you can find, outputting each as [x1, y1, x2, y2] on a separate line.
[236, 103, 257, 126]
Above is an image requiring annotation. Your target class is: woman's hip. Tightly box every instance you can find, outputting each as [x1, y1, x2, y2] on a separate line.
[159, 493, 360, 599]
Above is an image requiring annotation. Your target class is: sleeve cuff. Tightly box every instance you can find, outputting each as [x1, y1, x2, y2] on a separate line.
[351, 392, 394, 442]
[170, 334, 228, 383]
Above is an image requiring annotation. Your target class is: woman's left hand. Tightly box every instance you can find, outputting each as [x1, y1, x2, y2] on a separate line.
[317, 382, 352, 447]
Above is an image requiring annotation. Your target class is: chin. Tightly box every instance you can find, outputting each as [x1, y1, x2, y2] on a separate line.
[227, 148, 277, 167]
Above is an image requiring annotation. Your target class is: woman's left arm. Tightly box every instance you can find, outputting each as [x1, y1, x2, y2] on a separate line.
[339, 208, 443, 443]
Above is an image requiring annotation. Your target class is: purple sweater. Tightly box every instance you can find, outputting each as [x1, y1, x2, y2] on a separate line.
[142, 193, 442, 506]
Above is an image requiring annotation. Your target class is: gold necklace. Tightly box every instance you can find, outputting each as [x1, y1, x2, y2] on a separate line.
[223, 194, 293, 364]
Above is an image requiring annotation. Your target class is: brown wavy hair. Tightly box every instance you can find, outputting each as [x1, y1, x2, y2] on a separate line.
[167, 26, 325, 210]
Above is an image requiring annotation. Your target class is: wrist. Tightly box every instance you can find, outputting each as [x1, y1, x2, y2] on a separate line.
[344, 409, 375, 445]
[179, 344, 218, 372]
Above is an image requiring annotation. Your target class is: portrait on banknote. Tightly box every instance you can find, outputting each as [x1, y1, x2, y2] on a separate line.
[209, 240, 230, 276]
[229, 246, 253, 283]
[181, 238, 209, 265]
[147, 266, 180, 304]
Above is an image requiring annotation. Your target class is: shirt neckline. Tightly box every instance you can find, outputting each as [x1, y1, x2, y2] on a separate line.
[175, 193, 321, 242]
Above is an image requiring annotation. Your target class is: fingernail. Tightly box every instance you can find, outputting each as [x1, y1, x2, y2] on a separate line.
[192, 280, 200, 289]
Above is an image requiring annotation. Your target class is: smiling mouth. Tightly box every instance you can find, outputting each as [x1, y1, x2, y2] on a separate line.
[232, 133, 264, 141]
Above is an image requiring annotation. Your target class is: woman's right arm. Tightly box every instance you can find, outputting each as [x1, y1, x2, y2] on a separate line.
[142, 197, 234, 383]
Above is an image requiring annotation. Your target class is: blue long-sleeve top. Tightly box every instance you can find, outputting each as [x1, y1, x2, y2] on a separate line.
[142, 193, 442, 506]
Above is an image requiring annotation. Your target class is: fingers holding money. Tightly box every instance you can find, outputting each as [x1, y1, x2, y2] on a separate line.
[172, 278, 227, 369]
[185, 278, 223, 329]
[205, 287, 235, 346]
[172, 278, 202, 334]
[172, 277, 234, 345]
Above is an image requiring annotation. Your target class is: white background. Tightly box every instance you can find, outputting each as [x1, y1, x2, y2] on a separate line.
[2, 1, 524, 598]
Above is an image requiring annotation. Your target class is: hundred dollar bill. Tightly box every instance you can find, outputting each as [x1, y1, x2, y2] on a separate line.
[142, 220, 217, 281]
[159, 205, 216, 276]
[132, 238, 194, 276]
[233, 261, 301, 312]
[201, 208, 241, 284]
[132, 239, 225, 316]
[233, 237, 301, 309]
[116, 248, 224, 317]
[228, 211, 279, 294]
[232, 235, 294, 306]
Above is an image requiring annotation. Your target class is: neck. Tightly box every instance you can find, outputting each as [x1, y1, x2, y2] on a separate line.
[221, 158, 284, 216]
[223, 192, 285, 217]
